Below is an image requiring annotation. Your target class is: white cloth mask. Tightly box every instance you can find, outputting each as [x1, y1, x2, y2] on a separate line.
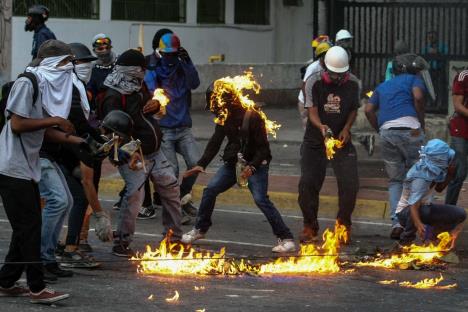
[74, 62, 93, 84]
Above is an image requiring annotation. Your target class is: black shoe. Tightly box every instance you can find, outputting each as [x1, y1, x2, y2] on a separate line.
[390, 226, 404, 240]
[42, 268, 58, 283]
[113, 198, 122, 210]
[112, 245, 135, 258]
[44, 263, 73, 278]
[137, 205, 157, 220]
[61, 251, 101, 269]
[78, 241, 93, 253]
[55, 243, 65, 257]
[182, 202, 198, 217]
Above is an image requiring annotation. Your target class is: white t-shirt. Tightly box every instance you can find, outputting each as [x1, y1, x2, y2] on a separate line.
[396, 178, 434, 214]
[0, 77, 45, 182]
[298, 60, 323, 103]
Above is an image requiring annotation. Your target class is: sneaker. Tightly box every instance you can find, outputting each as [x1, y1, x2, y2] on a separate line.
[359, 134, 375, 157]
[30, 288, 69, 304]
[42, 268, 57, 283]
[78, 241, 93, 253]
[181, 228, 205, 244]
[55, 243, 65, 257]
[181, 214, 192, 225]
[390, 226, 404, 240]
[272, 239, 296, 253]
[137, 205, 157, 220]
[182, 202, 198, 217]
[299, 227, 319, 244]
[0, 283, 30, 297]
[113, 198, 122, 210]
[44, 263, 73, 278]
[112, 244, 136, 258]
[61, 251, 101, 268]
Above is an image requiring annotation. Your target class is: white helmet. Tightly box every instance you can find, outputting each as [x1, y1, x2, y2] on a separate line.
[335, 29, 353, 42]
[324, 46, 349, 73]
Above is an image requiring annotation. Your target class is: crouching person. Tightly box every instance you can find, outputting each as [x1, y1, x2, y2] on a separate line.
[181, 81, 296, 253]
[396, 139, 466, 248]
[100, 49, 183, 257]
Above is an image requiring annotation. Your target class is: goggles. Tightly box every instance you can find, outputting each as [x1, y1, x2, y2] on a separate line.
[93, 38, 111, 47]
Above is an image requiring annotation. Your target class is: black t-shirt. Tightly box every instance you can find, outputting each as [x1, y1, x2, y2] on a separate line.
[304, 73, 361, 147]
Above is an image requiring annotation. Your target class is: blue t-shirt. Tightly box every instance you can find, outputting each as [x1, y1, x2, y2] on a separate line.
[369, 74, 426, 127]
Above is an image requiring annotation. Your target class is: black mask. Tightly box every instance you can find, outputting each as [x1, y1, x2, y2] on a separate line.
[162, 54, 180, 67]
[24, 20, 35, 32]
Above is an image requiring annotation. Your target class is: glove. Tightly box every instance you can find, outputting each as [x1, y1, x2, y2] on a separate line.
[178, 47, 191, 63]
[108, 148, 131, 166]
[94, 211, 113, 242]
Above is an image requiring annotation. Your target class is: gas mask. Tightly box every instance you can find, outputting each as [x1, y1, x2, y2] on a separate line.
[74, 62, 94, 84]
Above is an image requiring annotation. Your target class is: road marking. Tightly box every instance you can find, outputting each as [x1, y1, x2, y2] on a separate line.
[218, 287, 274, 292]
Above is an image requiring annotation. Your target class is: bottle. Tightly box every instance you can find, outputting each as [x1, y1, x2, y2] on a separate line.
[236, 152, 249, 188]
[120, 139, 141, 156]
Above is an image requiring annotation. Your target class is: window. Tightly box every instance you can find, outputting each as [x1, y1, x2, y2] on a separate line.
[112, 0, 186, 23]
[13, 0, 100, 19]
[234, 0, 269, 25]
[198, 0, 225, 24]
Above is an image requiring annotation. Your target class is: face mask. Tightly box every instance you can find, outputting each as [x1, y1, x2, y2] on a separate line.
[162, 54, 180, 67]
[24, 19, 35, 32]
[74, 62, 93, 83]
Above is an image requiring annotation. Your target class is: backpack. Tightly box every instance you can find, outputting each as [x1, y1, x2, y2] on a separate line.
[94, 86, 127, 122]
[0, 72, 39, 131]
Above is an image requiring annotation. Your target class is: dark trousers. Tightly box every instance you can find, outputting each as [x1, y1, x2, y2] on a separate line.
[445, 136, 467, 205]
[298, 141, 359, 232]
[0, 174, 45, 292]
[398, 204, 467, 244]
[195, 164, 293, 239]
[61, 165, 89, 246]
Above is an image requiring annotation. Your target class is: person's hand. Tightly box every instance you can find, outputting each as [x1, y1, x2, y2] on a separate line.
[241, 166, 255, 179]
[184, 165, 205, 178]
[54, 117, 75, 134]
[143, 99, 161, 114]
[319, 124, 330, 137]
[416, 222, 426, 240]
[94, 211, 113, 242]
[81, 134, 106, 158]
[128, 152, 142, 171]
[178, 47, 191, 63]
[338, 128, 351, 144]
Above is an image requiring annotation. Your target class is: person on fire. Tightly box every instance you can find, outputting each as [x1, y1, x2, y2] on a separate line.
[298, 46, 360, 243]
[180, 80, 296, 253]
[396, 139, 466, 248]
[99, 49, 183, 257]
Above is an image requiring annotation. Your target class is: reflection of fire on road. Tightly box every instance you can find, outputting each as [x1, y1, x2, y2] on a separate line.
[380, 274, 457, 290]
[325, 137, 344, 160]
[165, 290, 180, 303]
[356, 232, 452, 269]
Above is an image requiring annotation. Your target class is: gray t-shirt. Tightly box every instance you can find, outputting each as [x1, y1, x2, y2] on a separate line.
[0, 77, 45, 182]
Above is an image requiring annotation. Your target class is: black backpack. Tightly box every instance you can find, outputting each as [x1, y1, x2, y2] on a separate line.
[0, 72, 39, 131]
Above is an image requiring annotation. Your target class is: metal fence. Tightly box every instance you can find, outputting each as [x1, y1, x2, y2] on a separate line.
[329, 1, 468, 114]
[13, 0, 99, 19]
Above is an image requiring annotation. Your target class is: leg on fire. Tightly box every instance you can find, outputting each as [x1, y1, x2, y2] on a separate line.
[195, 164, 236, 233]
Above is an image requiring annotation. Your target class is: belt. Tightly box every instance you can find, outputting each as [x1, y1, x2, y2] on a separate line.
[387, 127, 413, 130]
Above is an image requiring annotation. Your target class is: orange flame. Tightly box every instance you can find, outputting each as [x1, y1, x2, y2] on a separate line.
[380, 275, 457, 290]
[209, 71, 281, 138]
[152, 88, 169, 115]
[357, 232, 452, 269]
[165, 290, 180, 303]
[366, 91, 374, 98]
[325, 137, 344, 160]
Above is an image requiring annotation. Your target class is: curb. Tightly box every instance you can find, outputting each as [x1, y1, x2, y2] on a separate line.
[99, 178, 390, 220]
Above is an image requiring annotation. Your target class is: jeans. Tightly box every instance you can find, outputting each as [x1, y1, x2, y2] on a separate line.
[445, 136, 468, 205]
[60, 165, 89, 247]
[397, 204, 466, 244]
[380, 129, 425, 226]
[195, 164, 293, 239]
[160, 127, 201, 198]
[116, 150, 183, 245]
[0, 174, 45, 293]
[38, 158, 73, 263]
[298, 141, 359, 233]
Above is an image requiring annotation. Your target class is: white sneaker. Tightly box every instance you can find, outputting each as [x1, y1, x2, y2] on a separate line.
[181, 228, 205, 244]
[272, 239, 296, 253]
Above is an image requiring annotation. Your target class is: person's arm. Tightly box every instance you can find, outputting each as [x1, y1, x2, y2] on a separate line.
[181, 61, 200, 90]
[339, 109, 357, 144]
[144, 69, 157, 94]
[44, 127, 83, 144]
[412, 86, 425, 131]
[10, 114, 74, 134]
[249, 115, 270, 170]
[197, 124, 226, 169]
[308, 107, 328, 136]
[410, 201, 426, 239]
[434, 161, 456, 192]
[453, 94, 468, 117]
[80, 162, 103, 213]
[365, 103, 379, 132]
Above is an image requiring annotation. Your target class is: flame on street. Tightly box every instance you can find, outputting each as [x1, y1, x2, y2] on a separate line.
[380, 275, 457, 290]
[208, 71, 281, 138]
[325, 137, 344, 160]
[356, 232, 452, 269]
[165, 290, 180, 303]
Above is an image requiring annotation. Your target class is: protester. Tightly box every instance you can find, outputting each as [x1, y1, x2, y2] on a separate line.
[298, 41, 332, 129]
[397, 139, 466, 247]
[144, 33, 201, 220]
[365, 53, 427, 239]
[299, 46, 360, 243]
[385, 40, 410, 81]
[25, 4, 56, 59]
[100, 49, 183, 257]
[335, 29, 354, 68]
[445, 70, 468, 205]
[0, 40, 73, 303]
[181, 81, 296, 253]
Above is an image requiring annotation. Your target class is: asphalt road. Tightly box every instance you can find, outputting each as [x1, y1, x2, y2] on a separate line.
[0, 198, 467, 311]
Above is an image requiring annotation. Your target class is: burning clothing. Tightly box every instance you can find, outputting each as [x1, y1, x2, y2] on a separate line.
[197, 109, 272, 170]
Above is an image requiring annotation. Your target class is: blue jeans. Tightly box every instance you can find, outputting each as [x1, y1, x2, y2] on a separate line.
[397, 204, 466, 244]
[116, 150, 183, 245]
[38, 158, 73, 263]
[160, 127, 200, 197]
[380, 129, 425, 226]
[445, 136, 468, 205]
[195, 164, 293, 239]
